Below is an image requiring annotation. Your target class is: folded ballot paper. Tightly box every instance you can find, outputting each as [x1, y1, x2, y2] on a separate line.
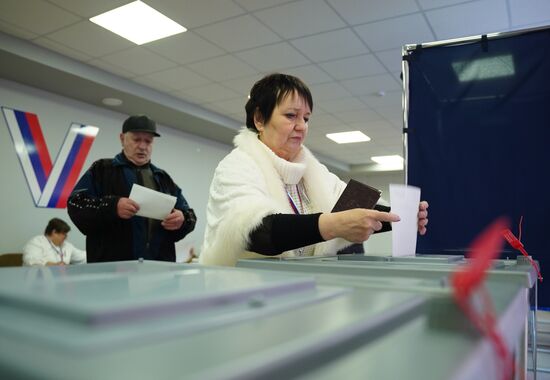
[332, 179, 381, 212]
[389, 184, 421, 257]
[129, 184, 177, 220]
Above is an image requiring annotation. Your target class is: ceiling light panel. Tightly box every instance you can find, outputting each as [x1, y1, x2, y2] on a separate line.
[90, 1, 186, 45]
[326, 131, 371, 144]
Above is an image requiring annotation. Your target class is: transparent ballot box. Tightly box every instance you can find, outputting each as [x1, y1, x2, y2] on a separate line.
[0, 260, 530, 379]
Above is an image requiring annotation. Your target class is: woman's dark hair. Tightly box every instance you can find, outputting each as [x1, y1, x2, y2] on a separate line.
[45, 218, 71, 235]
[245, 73, 313, 133]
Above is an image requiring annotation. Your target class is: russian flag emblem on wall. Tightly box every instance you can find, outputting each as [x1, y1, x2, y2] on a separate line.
[2, 107, 99, 209]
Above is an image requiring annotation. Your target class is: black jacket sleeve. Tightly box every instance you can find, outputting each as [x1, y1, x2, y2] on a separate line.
[374, 204, 392, 233]
[248, 205, 394, 256]
[247, 213, 324, 255]
[67, 165, 121, 235]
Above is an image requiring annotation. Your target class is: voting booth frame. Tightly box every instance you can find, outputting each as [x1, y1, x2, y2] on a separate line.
[402, 24, 550, 309]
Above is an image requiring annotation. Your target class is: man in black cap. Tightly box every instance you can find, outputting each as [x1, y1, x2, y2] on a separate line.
[67, 115, 196, 263]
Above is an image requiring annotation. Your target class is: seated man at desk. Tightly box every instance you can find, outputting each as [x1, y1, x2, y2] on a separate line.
[23, 218, 86, 266]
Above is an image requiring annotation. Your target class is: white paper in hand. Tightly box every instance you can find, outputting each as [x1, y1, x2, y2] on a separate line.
[390, 184, 421, 257]
[129, 184, 177, 220]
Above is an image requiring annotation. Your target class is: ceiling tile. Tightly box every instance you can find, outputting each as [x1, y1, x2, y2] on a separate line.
[334, 108, 381, 123]
[101, 47, 177, 76]
[361, 90, 402, 108]
[309, 113, 342, 128]
[509, 0, 550, 27]
[356, 122, 401, 139]
[136, 66, 210, 91]
[236, 42, 310, 71]
[45, 21, 133, 58]
[291, 28, 368, 62]
[146, 32, 225, 65]
[375, 49, 404, 73]
[4, 0, 542, 169]
[375, 135, 404, 146]
[350, 119, 396, 134]
[341, 73, 400, 96]
[255, 0, 346, 39]
[355, 14, 435, 51]
[316, 97, 366, 113]
[188, 55, 258, 81]
[0, 19, 38, 39]
[374, 105, 402, 120]
[426, 0, 509, 40]
[33, 37, 92, 61]
[284, 65, 333, 85]
[319, 54, 387, 80]
[151, 0, 245, 28]
[235, 0, 294, 11]
[308, 81, 352, 101]
[195, 14, 280, 52]
[417, 0, 470, 10]
[220, 74, 265, 95]
[173, 83, 242, 104]
[327, 0, 420, 25]
[48, 0, 129, 18]
[0, 0, 80, 35]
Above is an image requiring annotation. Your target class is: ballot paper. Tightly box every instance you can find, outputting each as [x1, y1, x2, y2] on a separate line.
[390, 184, 421, 257]
[129, 184, 177, 220]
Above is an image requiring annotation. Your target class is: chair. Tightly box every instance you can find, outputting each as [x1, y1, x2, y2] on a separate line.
[0, 253, 23, 267]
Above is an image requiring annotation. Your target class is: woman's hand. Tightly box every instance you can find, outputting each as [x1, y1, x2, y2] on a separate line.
[418, 201, 429, 235]
[318, 209, 400, 243]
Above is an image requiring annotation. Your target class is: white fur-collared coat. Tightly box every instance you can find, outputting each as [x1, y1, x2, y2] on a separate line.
[199, 128, 352, 266]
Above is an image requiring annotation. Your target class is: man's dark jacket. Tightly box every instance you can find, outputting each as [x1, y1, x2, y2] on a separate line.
[68, 153, 196, 262]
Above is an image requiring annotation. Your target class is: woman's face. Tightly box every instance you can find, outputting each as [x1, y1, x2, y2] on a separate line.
[256, 91, 311, 161]
[50, 231, 67, 247]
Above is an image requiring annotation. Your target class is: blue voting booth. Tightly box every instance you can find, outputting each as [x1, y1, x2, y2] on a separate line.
[403, 26, 550, 308]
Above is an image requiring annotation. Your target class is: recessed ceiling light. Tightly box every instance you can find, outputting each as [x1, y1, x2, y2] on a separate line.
[326, 131, 371, 144]
[371, 155, 404, 170]
[102, 97, 123, 106]
[452, 54, 515, 82]
[90, 0, 187, 45]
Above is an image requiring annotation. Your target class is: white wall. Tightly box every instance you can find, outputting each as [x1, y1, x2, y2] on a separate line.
[0, 78, 231, 258]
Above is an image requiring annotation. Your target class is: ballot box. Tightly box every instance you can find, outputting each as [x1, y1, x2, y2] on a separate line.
[238, 254, 538, 379]
[0, 260, 528, 380]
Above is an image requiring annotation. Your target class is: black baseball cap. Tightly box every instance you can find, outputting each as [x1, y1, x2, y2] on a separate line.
[122, 115, 160, 137]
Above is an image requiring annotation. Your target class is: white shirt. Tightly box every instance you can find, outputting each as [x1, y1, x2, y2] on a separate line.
[22, 235, 87, 266]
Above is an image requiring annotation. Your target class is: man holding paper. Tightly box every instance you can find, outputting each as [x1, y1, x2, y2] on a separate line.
[67, 115, 196, 263]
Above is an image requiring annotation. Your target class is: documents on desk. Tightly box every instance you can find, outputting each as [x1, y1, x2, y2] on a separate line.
[129, 184, 176, 220]
[390, 184, 421, 257]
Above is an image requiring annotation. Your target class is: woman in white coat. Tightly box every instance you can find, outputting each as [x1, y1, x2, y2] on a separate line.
[200, 73, 428, 266]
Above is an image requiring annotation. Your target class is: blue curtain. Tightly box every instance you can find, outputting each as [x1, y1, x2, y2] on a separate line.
[406, 28, 550, 308]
